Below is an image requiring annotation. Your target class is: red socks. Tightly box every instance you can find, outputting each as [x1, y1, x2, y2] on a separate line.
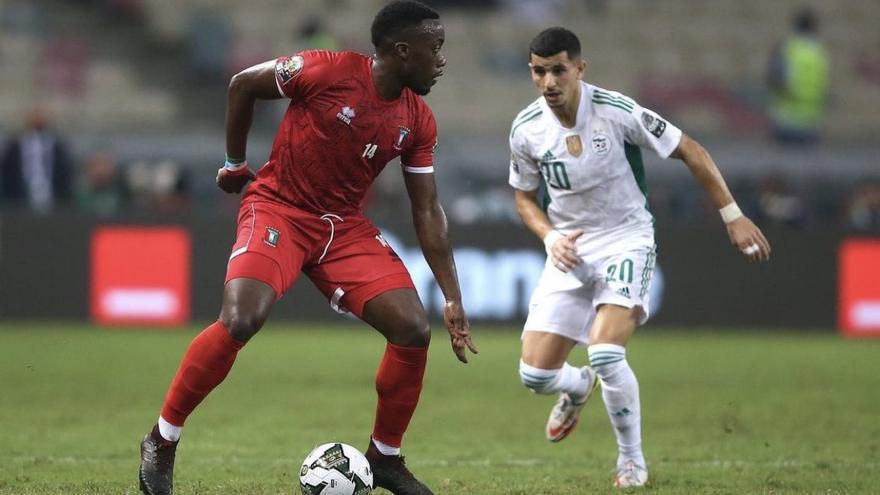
[372, 343, 428, 448]
[160, 321, 245, 426]
[159, 324, 426, 449]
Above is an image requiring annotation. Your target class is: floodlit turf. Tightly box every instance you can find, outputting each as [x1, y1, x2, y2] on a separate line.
[0, 323, 878, 494]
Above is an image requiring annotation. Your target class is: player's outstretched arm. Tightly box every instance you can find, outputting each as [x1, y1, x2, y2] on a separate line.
[513, 188, 583, 272]
[670, 134, 771, 263]
[403, 172, 477, 363]
[216, 60, 284, 194]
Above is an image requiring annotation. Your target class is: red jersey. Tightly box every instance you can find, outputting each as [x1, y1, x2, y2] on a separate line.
[243, 50, 438, 215]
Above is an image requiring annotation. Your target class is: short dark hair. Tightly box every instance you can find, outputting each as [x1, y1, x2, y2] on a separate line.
[371, 1, 440, 48]
[794, 7, 818, 34]
[529, 27, 581, 60]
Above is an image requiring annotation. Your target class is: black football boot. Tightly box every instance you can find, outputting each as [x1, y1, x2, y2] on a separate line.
[365, 442, 433, 495]
[139, 425, 178, 495]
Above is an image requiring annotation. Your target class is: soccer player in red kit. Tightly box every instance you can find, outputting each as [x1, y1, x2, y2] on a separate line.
[138, 2, 477, 494]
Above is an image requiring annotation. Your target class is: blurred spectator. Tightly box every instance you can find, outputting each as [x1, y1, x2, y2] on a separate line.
[153, 160, 191, 214]
[765, 7, 829, 145]
[756, 173, 806, 228]
[75, 151, 128, 217]
[297, 16, 338, 51]
[1, 107, 73, 213]
[126, 159, 191, 214]
[845, 183, 880, 232]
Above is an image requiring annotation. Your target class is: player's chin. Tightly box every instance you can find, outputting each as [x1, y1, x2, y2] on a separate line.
[412, 84, 433, 96]
[413, 78, 440, 96]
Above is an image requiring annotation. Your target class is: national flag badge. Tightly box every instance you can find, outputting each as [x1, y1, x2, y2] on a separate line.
[263, 227, 280, 247]
[566, 135, 583, 157]
[394, 126, 411, 150]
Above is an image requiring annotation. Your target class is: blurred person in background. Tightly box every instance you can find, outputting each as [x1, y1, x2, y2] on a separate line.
[1, 107, 72, 213]
[766, 7, 829, 145]
[75, 151, 127, 217]
[509, 27, 770, 488]
[137, 2, 476, 495]
[845, 182, 880, 232]
[152, 160, 192, 214]
[756, 173, 807, 228]
[124, 159, 190, 214]
[297, 15, 339, 51]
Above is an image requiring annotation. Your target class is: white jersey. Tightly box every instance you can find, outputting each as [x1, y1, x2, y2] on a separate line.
[509, 81, 682, 254]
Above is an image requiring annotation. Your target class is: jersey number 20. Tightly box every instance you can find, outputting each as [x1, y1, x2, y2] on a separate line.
[540, 161, 571, 190]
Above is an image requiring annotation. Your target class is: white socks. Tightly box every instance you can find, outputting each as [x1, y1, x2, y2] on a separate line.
[158, 416, 182, 442]
[588, 344, 645, 468]
[519, 360, 591, 402]
[371, 437, 400, 456]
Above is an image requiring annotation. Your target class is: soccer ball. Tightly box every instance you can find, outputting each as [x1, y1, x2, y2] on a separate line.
[299, 443, 373, 495]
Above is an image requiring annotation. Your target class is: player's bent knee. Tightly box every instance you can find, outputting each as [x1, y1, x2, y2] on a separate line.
[396, 314, 431, 348]
[221, 310, 267, 343]
[519, 361, 558, 394]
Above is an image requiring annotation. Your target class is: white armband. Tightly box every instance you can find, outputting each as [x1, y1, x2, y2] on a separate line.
[719, 202, 743, 224]
[543, 230, 563, 256]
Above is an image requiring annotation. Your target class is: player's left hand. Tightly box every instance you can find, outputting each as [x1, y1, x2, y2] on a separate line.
[726, 216, 771, 263]
[216, 166, 256, 194]
[443, 299, 478, 364]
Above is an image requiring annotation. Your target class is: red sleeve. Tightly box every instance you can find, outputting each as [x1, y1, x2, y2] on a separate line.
[274, 50, 337, 100]
[401, 101, 437, 173]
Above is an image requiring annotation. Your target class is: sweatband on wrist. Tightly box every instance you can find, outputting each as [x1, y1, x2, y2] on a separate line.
[719, 202, 743, 223]
[543, 230, 563, 256]
[224, 155, 248, 171]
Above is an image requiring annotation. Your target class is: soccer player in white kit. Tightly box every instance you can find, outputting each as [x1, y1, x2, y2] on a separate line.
[509, 27, 771, 488]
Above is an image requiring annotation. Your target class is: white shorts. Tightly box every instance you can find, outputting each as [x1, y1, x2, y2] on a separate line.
[522, 245, 657, 345]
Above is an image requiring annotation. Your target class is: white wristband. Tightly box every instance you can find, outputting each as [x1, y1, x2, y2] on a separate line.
[543, 230, 563, 256]
[224, 158, 248, 171]
[719, 202, 743, 224]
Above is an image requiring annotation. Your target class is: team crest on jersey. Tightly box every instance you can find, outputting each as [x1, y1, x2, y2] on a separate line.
[591, 131, 611, 155]
[394, 126, 411, 150]
[565, 135, 583, 157]
[641, 112, 667, 138]
[275, 55, 304, 85]
[336, 106, 356, 125]
[263, 227, 280, 247]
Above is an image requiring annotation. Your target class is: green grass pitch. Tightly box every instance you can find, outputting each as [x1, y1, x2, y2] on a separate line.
[0, 323, 878, 494]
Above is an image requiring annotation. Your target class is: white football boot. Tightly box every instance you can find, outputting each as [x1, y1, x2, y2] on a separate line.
[545, 366, 598, 442]
[614, 460, 649, 488]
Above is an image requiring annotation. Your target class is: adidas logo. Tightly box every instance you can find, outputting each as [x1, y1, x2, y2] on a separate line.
[616, 287, 631, 298]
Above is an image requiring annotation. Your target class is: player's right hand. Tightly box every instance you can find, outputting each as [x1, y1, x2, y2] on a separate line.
[726, 216, 771, 263]
[546, 229, 584, 272]
[216, 166, 256, 194]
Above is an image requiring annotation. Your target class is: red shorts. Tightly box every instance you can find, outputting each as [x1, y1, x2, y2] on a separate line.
[224, 200, 414, 318]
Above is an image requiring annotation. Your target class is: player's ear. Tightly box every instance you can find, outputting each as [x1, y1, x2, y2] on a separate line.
[576, 58, 587, 79]
[393, 41, 410, 60]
